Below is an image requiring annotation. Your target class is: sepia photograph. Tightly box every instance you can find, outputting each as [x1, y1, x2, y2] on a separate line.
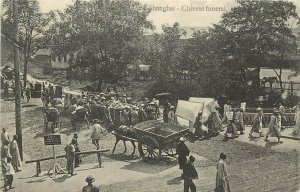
[1, 0, 300, 191]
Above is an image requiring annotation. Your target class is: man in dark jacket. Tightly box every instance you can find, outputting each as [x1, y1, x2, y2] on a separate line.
[182, 155, 198, 192]
[176, 137, 190, 171]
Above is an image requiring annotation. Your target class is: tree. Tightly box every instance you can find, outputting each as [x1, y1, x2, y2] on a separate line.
[182, 26, 246, 100]
[2, 0, 50, 88]
[220, 0, 299, 95]
[148, 23, 186, 79]
[42, 0, 153, 90]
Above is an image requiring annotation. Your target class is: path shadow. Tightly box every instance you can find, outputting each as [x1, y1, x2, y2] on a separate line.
[121, 159, 177, 174]
[264, 142, 280, 148]
[53, 174, 72, 182]
[25, 177, 47, 184]
[167, 176, 182, 185]
[22, 104, 38, 108]
[105, 153, 140, 161]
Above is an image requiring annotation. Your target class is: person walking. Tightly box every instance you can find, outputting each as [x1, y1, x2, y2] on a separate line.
[65, 139, 76, 176]
[10, 135, 21, 172]
[176, 137, 190, 176]
[278, 102, 286, 129]
[25, 87, 31, 103]
[182, 155, 198, 192]
[91, 119, 107, 150]
[235, 108, 245, 135]
[215, 153, 230, 192]
[82, 175, 100, 192]
[265, 110, 282, 143]
[250, 108, 264, 137]
[4, 157, 15, 190]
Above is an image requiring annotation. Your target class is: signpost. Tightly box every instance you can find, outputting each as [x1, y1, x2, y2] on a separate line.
[44, 135, 61, 145]
[44, 134, 65, 177]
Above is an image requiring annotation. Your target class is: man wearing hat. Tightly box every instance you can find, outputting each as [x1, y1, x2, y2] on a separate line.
[265, 110, 282, 143]
[176, 137, 190, 174]
[82, 175, 100, 192]
[65, 139, 76, 176]
[182, 155, 198, 192]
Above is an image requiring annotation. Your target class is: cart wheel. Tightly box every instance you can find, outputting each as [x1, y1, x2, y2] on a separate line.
[162, 146, 177, 157]
[138, 136, 161, 163]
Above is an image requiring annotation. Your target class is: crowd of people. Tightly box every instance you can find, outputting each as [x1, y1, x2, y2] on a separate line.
[62, 89, 161, 129]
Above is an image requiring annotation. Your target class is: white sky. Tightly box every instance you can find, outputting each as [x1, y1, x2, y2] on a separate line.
[39, 0, 300, 32]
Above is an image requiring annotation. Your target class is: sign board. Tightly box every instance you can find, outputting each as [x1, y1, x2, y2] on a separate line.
[44, 135, 61, 145]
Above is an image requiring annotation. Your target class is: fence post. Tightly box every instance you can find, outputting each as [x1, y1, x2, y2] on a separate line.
[35, 161, 41, 177]
[97, 152, 102, 168]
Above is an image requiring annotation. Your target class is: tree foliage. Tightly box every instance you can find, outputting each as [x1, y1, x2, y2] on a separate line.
[220, 0, 299, 92]
[42, 0, 153, 87]
[2, 0, 50, 87]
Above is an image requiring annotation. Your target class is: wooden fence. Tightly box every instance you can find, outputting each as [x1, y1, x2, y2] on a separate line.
[25, 149, 109, 177]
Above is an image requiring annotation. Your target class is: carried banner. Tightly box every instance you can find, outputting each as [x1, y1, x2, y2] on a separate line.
[175, 100, 202, 122]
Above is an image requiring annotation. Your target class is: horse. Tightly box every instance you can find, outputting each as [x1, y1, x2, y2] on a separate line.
[109, 124, 137, 156]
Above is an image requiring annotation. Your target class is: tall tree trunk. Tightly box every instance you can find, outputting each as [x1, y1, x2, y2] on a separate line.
[279, 54, 283, 92]
[23, 55, 28, 88]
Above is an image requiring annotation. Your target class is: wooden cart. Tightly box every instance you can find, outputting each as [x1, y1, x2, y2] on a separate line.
[134, 120, 189, 163]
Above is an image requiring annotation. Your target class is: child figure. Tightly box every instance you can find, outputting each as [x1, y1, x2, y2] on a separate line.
[5, 157, 15, 190]
[224, 119, 238, 139]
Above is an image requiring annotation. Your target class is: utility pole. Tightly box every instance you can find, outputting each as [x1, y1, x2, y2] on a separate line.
[13, 0, 23, 161]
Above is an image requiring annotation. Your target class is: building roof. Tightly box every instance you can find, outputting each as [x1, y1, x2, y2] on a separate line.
[35, 49, 51, 56]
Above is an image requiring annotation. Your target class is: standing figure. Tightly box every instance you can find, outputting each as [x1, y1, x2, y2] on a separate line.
[176, 137, 190, 174]
[250, 108, 264, 137]
[1, 128, 10, 145]
[265, 110, 282, 143]
[10, 135, 21, 172]
[25, 87, 31, 103]
[138, 104, 147, 123]
[182, 155, 198, 192]
[73, 133, 81, 168]
[4, 81, 9, 97]
[168, 106, 176, 125]
[4, 157, 15, 190]
[131, 107, 139, 125]
[193, 112, 208, 139]
[215, 153, 230, 192]
[292, 103, 300, 135]
[64, 94, 70, 111]
[65, 139, 76, 176]
[278, 102, 286, 129]
[235, 108, 245, 135]
[1, 140, 10, 187]
[91, 119, 107, 150]
[222, 101, 231, 125]
[163, 103, 170, 123]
